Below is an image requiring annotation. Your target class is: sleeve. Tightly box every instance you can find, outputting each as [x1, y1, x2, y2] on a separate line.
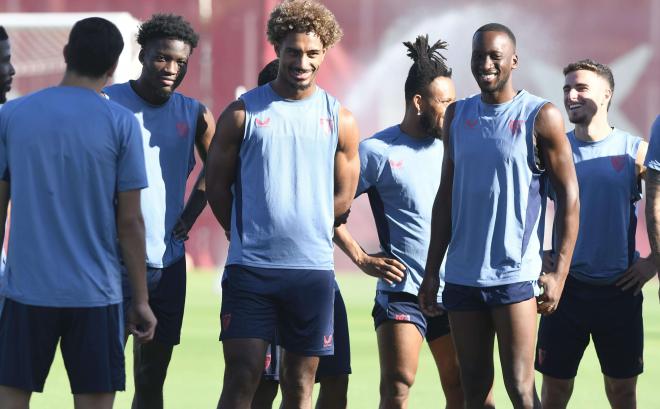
[644, 115, 660, 171]
[116, 111, 148, 192]
[356, 139, 385, 197]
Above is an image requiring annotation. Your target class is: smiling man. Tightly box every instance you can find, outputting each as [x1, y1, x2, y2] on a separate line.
[103, 13, 215, 409]
[419, 23, 580, 409]
[205, 1, 360, 408]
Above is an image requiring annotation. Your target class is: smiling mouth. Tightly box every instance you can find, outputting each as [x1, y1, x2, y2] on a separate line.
[478, 73, 497, 82]
[568, 104, 582, 111]
[159, 78, 175, 87]
[289, 69, 312, 81]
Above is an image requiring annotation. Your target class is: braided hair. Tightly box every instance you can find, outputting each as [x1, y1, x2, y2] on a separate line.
[403, 34, 452, 102]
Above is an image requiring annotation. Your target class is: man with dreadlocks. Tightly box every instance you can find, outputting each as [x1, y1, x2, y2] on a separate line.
[419, 23, 579, 409]
[333, 35, 478, 409]
[205, 1, 360, 408]
[104, 13, 215, 409]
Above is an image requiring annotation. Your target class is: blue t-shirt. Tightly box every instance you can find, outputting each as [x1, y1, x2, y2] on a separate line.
[104, 82, 200, 268]
[555, 129, 641, 284]
[0, 86, 147, 307]
[644, 115, 660, 171]
[446, 90, 548, 287]
[358, 125, 444, 301]
[227, 84, 339, 269]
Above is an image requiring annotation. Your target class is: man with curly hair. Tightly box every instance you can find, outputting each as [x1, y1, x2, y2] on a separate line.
[206, 1, 360, 408]
[104, 13, 215, 409]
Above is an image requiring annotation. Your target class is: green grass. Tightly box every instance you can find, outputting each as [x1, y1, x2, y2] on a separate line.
[28, 272, 660, 408]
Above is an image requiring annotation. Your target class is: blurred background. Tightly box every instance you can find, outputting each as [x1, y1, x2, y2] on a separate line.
[1, 0, 658, 271]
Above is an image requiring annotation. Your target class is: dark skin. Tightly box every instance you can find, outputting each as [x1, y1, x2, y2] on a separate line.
[418, 30, 579, 409]
[0, 38, 16, 104]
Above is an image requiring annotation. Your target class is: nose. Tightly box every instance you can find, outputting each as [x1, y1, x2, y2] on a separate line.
[567, 88, 579, 101]
[9, 62, 15, 77]
[163, 60, 179, 75]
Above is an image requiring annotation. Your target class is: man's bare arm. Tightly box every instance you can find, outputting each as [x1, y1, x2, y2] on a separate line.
[419, 103, 455, 316]
[117, 189, 156, 343]
[173, 105, 216, 240]
[205, 100, 245, 234]
[0, 180, 8, 247]
[646, 169, 660, 271]
[334, 107, 360, 224]
[535, 103, 580, 315]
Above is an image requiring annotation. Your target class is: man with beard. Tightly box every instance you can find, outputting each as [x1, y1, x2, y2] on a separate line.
[205, 1, 360, 408]
[104, 13, 215, 409]
[535, 60, 655, 409]
[0, 27, 15, 106]
[419, 23, 580, 409]
[333, 35, 478, 409]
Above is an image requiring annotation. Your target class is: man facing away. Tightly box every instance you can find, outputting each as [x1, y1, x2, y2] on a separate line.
[419, 23, 580, 409]
[535, 59, 655, 409]
[0, 17, 156, 409]
[205, 1, 360, 408]
[104, 13, 215, 409]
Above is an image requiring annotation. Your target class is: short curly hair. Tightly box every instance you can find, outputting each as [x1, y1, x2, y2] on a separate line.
[267, 0, 343, 49]
[137, 14, 199, 50]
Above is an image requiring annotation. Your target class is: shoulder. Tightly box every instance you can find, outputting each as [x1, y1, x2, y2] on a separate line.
[361, 126, 399, 157]
[102, 82, 128, 98]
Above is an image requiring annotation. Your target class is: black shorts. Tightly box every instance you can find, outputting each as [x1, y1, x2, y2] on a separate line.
[535, 275, 644, 379]
[0, 298, 125, 393]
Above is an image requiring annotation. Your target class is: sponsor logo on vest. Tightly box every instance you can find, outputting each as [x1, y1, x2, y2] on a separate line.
[176, 121, 189, 138]
[611, 155, 625, 172]
[389, 159, 404, 169]
[255, 117, 271, 127]
[394, 313, 410, 321]
[221, 313, 232, 330]
[509, 119, 525, 136]
[465, 119, 478, 128]
[323, 334, 333, 348]
[320, 118, 333, 134]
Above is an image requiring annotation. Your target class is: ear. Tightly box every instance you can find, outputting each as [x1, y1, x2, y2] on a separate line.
[603, 87, 613, 107]
[412, 94, 423, 114]
[138, 49, 145, 64]
[511, 52, 519, 70]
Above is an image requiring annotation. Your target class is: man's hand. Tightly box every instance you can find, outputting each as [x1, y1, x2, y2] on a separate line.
[357, 252, 405, 285]
[127, 301, 157, 344]
[537, 255, 566, 316]
[418, 274, 444, 317]
[172, 218, 190, 241]
[616, 257, 657, 295]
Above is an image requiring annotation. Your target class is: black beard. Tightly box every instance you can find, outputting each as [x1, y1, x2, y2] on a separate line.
[420, 111, 440, 137]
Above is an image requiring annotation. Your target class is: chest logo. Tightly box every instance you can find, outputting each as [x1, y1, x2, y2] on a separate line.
[176, 122, 189, 138]
[509, 120, 525, 136]
[255, 117, 271, 127]
[611, 155, 626, 172]
[389, 159, 404, 169]
[320, 118, 333, 135]
[465, 119, 478, 129]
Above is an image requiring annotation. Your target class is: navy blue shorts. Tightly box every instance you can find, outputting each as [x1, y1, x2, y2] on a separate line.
[220, 265, 335, 356]
[535, 275, 644, 379]
[261, 285, 352, 382]
[123, 256, 187, 345]
[442, 281, 537, 311]
[372, 291, 451, 343]
[0, 298, 125, 393]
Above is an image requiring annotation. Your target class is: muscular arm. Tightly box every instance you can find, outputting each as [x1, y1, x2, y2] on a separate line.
[334, 107, 360, 223]
[419, 103, 455, 316]
[173, 105, 216, 239]
[535, 103, 580, 315]
[117, 189, 156, 342]
[205, 100, 245, 234]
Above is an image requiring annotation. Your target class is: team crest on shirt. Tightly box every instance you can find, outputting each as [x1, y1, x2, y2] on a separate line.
[264, 353, 272, 370]
[323, 334, 333, 348]
[320, 118, 333, 135]
[176, 121, 189, 138]
[221, 313, 232, 330]
[465, 119, 478, 129]
[389, 159, 404, 169]
[611, 155, 626, 172]
[509, 119, 525, 136]
[255, 117, 271, 127]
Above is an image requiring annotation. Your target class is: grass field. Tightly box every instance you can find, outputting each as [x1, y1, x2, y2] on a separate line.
[29, 271, 660, 408]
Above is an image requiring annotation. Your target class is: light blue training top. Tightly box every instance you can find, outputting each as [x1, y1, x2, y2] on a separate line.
[227, 84, 340, 270]
[104, 82, 200, 268]
[445, 90, 548, 287]
[0, 86, 147, 307]
[358, 125, 444, 301]
[556, 129, 642, 284]
[644, 115, 660, 171]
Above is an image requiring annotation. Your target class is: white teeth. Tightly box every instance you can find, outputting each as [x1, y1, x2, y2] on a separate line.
[569, 104, 582, 110]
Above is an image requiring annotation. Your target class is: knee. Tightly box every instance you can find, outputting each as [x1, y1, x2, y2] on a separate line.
[223, 361, 263, 393]
[605, 379, 636, 407]
[319, 374, 348, 396]
[380, 369, 416, 402]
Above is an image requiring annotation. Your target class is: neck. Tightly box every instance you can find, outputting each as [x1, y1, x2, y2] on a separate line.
[270, 77, 317, 100]
[481, 82, 517, 104]
[573, 114, 611, 142]
[60, 71, 108, 94]
[132, 77, 170, 105]
[399, 108, 429, 139]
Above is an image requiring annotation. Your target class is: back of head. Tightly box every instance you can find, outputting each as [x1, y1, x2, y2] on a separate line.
[266, 0, 343, 49]
[64, 17, 124, 78]
[474, 22, 517, 47]
[258, 59, 280, 86]
[404, 34, 452, 102]
[137, 13, 199, 51]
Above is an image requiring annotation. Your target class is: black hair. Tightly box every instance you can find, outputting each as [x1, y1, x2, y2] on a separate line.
[403, 34, 452, 102]
[258, 59, 279, 86]
[474, 23, 516, 46]
[0, 27, 7, 41]
[64, 17, 124, 78]
[137, 14, 199, 50]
